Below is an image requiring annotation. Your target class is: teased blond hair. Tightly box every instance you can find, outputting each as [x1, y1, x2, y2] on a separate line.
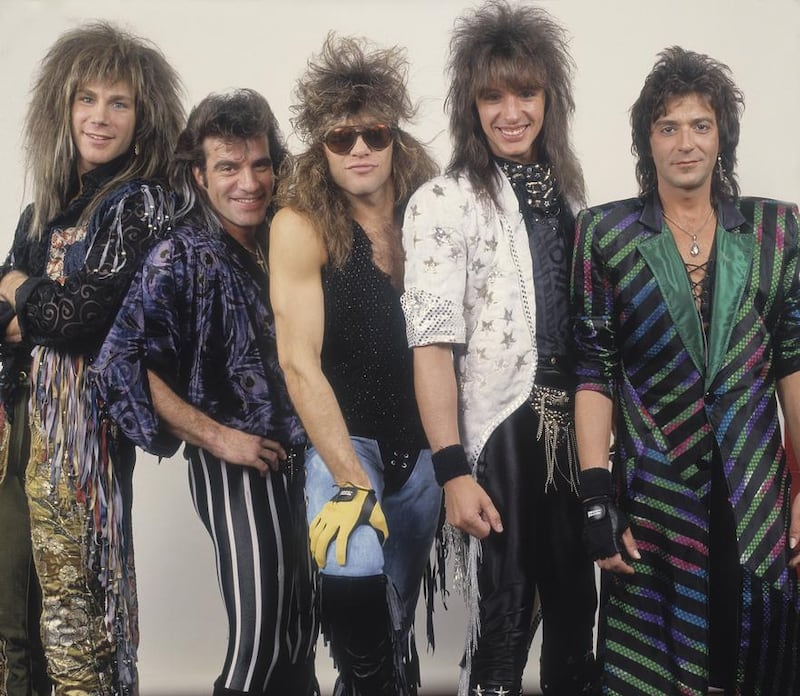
[24, 21, 184, 238]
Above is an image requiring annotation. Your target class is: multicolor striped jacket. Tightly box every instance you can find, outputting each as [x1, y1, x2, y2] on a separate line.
[573, 193, 800, 695]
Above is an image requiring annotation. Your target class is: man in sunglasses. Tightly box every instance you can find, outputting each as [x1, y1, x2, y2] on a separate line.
[269, 34, 440, 695]
[94, 89, 320, 696]
[401, 2, 597, 695]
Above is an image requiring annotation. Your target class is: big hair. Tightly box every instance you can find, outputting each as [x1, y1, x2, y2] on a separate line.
[446, 0, 585, 208]
[24, 21, 184, 239]
[630, 46, 744, 201]
[170, 89, 289, 232]
[277, 33, 438, 267]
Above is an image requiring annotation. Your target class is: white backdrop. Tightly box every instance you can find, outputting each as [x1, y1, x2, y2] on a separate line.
[1, 1, 799, 694]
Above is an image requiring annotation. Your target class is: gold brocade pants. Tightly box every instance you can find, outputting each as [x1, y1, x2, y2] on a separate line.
[25, 417, 135, 696]
[0, 382, 50, 696]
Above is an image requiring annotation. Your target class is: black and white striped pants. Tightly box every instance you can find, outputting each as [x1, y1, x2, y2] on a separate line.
[188, 447, 319, 695]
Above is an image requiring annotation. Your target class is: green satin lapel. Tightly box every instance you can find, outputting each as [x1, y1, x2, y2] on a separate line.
[638, 231, 705, 374]
[705, 225, 754, 388]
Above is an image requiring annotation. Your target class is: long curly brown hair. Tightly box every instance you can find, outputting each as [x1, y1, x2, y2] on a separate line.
[23, 21, 184, 239]
[277, 33, 438, 267]
[446, 0, 585, 209]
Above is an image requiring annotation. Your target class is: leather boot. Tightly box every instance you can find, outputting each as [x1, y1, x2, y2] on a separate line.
[321, 574, 408, 696]
[540, 651, 599, 696]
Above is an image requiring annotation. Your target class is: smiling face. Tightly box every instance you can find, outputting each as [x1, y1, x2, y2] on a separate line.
[649, 92, 719, 199]
[193, 135, 273, 243]
[71, 80, 137, 176]
[476, 84, 546, 164]
[322, 114, 394, 204]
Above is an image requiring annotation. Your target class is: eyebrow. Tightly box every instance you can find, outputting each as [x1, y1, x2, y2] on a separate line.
[212, 159, 239, 170]
[653, 116, 714, 127]
[76, 88, 134, 102]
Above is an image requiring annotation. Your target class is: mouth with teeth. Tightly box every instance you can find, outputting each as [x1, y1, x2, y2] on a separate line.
[232, 196, 265, 206]
[497, 125, 529, 138]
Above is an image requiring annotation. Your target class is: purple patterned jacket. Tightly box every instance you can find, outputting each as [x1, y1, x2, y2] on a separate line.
[93, 218, 304, 457]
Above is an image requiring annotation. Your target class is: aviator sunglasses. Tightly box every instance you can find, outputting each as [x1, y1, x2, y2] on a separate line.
[322, 123, 395, 155]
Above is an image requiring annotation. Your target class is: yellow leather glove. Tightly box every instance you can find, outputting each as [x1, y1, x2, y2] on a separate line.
[309, 484, 389, 568]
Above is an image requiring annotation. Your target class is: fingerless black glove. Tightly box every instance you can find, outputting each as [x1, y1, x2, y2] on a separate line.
[579, 467, 630, 561]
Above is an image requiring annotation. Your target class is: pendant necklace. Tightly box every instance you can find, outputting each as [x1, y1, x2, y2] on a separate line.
[663, 207, 715, 257]
[245, 245, 268, 272]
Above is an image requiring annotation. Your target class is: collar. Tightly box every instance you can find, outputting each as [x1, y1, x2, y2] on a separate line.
[640, 191, 747, 233]
[67, 153, 132, 203]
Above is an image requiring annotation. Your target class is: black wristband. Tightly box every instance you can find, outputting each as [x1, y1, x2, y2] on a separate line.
[431, 444, 472, 486]
[0, 301, 14, 336]
[578, 467, 614, 500]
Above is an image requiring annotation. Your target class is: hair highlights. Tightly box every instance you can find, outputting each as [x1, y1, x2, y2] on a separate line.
[278, 33, 437, 267]
[24, 21, 184, 238]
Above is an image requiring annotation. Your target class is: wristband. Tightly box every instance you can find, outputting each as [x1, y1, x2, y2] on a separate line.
[431, 444, 472, 486]
[0, 301, 14, 336]
[578, 467, 614, 500]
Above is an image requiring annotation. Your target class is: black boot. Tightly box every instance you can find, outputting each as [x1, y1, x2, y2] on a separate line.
[320, 574, 409, 696]
[540, 651, 599, 696]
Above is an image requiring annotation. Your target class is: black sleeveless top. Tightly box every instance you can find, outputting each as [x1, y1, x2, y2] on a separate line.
[321, 223, 427, 452]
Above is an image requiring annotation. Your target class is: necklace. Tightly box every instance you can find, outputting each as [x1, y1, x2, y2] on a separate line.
[663, 207, 715, 257]
[245, 245, 268, 272]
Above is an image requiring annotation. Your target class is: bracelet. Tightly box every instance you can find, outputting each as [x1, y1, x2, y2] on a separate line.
[431, 444, 472, 486]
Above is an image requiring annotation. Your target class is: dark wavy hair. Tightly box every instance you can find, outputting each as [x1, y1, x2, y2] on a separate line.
[170, 89, 289, 232]
[446, 0, 585, 208]
[630, 46, 744, 201]
[24, 21, 184, 239]
[277, 33, 438, 267]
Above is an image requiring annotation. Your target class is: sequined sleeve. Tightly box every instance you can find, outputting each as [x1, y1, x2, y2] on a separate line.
[773, 203, 800, 379]
[401, 177, 469, 347]
[571, 207, 618, 397]
[15, 184, 171, 353]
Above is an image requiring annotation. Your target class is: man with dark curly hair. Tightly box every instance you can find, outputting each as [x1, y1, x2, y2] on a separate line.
[573, 46, 800, 695]
[402, 2, 597, 694]
[95, 89, 319, 696]
[269, 34, 440, 695]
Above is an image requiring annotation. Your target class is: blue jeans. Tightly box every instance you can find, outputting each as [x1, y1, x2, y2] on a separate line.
[305, 437, 441, 627]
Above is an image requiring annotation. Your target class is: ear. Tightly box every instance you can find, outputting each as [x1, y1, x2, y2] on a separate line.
[192, 165, 207, 189]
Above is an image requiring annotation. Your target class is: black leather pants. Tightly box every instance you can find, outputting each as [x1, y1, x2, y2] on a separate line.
[469, 401, 597, 695]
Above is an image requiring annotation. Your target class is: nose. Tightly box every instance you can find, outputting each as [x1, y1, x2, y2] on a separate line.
[677, 126, 694, 151]
[89, 101, 109, 125]
[500, 95, 521, 121]
[238, 166, 259, 190]
[349, 133, 371, 155]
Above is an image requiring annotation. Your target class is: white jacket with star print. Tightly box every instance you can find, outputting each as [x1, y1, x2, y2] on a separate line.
[401, 169, 538, 466]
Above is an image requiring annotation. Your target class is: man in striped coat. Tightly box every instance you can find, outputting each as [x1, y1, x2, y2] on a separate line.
[573, 46, 800, 695]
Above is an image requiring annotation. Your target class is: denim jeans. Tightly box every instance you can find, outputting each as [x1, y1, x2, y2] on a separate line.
[305, 437, 441, 626]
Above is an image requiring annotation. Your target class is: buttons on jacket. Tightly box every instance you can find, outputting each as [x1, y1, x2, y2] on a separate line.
[703, 391, 716, 405]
